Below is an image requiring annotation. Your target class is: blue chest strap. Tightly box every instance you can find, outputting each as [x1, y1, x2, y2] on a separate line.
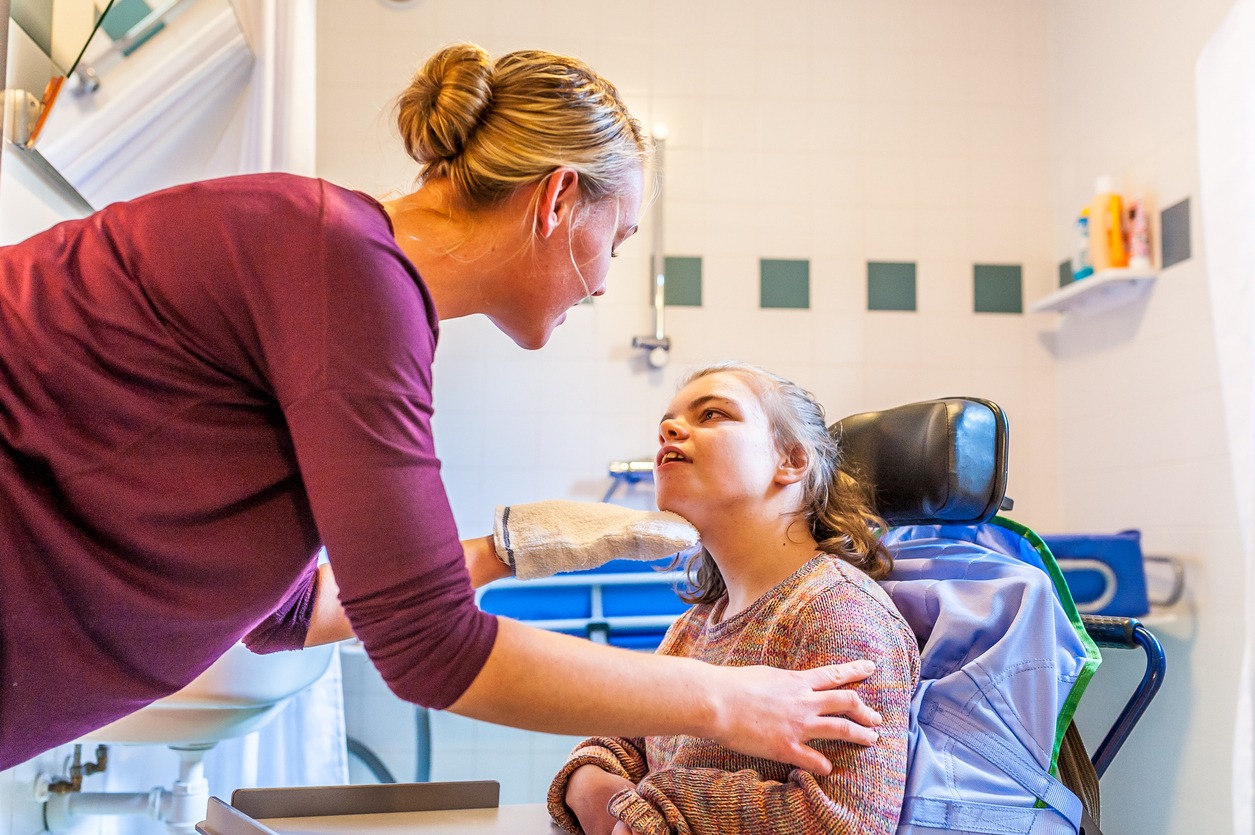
[899, 702, 1083, 834]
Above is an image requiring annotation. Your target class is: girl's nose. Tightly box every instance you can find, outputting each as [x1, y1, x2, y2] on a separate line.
[659, 418, 687, 441]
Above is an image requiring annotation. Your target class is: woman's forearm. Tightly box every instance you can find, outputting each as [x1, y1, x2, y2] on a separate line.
[305, 537, 510, 647]
[448, 618, 881, 774]
[463, 534, 513, 587]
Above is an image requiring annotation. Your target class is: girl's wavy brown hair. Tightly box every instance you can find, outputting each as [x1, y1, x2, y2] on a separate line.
[672, 362, 892, 605]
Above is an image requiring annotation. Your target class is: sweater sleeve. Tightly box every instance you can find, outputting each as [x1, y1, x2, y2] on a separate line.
[546, 736, 650, 834]
[606, 586, 920, 835]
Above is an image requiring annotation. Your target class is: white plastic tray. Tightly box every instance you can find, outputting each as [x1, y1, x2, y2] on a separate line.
[196, 782, 562, 835]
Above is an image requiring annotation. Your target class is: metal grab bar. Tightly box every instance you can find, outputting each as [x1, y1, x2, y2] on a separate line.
[632, 127, 670, 368]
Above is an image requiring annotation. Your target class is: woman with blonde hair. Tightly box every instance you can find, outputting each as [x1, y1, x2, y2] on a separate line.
[0, 46, 879, 771]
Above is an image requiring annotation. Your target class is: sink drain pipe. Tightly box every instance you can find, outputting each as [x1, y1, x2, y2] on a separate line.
[41, 744, 212, 834]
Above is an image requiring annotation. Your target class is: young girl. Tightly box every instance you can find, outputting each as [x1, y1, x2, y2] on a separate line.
[547, 362, 921, 835]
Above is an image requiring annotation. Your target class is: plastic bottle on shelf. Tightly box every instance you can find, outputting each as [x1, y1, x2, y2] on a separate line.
[1089, 176, 1128, 272]
[1071, 208, 1094, 283]
[1126, 198, 1153, 270]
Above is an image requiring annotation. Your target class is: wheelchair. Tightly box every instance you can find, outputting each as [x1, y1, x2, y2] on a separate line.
[835, 397, 1164, 835]
[478, 396, 1164, 835]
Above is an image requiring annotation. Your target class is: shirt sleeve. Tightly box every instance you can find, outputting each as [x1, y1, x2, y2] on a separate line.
[241, 560, 319, 654]
[546, 736, 651, 834]
[276, 185, 497, 709]
[605, 587, 921, 835]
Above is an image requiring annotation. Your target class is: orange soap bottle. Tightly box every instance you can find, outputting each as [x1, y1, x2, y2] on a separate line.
[1089, 176, 1128, 271]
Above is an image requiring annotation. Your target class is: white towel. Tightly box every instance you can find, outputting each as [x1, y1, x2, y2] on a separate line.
[493, 500, 700, 580]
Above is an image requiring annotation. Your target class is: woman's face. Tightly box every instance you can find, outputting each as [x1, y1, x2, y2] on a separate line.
[654, 372, 785, 530]
[490, 168, 643, 349]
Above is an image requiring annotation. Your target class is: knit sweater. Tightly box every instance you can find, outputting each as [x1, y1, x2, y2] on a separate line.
[548, 554, 921, 835]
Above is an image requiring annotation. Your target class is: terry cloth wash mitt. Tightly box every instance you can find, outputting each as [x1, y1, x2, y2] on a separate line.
[493, 500, 700, 580]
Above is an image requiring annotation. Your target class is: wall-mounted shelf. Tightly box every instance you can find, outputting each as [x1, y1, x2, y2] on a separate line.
[1029, 267, 1158, 316]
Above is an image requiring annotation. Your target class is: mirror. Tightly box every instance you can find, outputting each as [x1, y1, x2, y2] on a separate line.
[8, 0, 116, 149]
[4, 0, 252, 212]
[10, 0, 104, 74]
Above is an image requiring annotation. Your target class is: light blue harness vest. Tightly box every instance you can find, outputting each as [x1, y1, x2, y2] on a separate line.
[881, 519, 1101, 835]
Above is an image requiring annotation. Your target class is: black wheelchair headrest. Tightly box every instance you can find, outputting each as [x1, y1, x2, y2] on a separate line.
[830, 397, 1011, 526]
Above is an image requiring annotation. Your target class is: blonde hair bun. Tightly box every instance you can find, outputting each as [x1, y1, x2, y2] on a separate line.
[393, 43, 650, 208]
[397, 43, 494, 166]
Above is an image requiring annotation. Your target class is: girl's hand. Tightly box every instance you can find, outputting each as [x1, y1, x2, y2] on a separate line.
[611, 823, 633, 835]
[566, 765, 634, 835]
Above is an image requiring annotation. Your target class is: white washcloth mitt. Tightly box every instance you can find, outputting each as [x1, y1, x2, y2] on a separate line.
[493, 500, 700, 580]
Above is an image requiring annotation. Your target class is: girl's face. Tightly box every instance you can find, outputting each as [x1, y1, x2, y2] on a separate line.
[655, 372, 789, 529]
[489, 169, 642, 350]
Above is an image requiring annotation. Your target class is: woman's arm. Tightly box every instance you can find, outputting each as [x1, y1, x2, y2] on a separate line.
[447, 617, 882, 776]
[304, 536, 509, 647]
[304, 538, 884, 773]
[304, 563, 349, 646]
[463, 534, 514, 587]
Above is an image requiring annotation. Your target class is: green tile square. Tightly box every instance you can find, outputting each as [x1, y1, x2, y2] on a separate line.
[664, 256, 702, 307]
[1058, 259, 1074, 288]
[867, 262, 916, 311]
[102, 0, 164, 56]
[102, 0, 152, 37]
[1161, 198, 1191, 268]
[760, 259, 810, 309]
[974, 264, 1023, 314]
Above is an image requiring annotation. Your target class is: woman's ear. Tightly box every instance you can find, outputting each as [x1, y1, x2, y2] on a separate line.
[774, 444, 808, 486]
[534, 167, 581, 238]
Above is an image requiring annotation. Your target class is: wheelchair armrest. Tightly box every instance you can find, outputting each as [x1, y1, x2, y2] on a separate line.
[1081, 615, 1167, 778]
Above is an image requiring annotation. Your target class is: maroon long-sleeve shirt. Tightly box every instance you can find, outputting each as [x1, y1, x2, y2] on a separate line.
[0, 173, 498, 768]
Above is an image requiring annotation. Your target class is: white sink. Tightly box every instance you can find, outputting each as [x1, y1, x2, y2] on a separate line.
[85, 643, 336, 746]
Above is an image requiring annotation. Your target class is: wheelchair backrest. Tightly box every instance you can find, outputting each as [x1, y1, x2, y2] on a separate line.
[834, 397, 1100, 834]
[831, 397, 1011, 526]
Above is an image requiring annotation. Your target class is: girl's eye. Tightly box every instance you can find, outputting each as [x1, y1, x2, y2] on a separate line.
[701, 408, 722, 421]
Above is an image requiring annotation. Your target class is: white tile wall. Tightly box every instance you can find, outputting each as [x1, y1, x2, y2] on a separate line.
[20, 1, 1227, 830]
[308, 0, 1251, 823]
[1048, 2, 1245, 833]
[315, 0, 1065, 806]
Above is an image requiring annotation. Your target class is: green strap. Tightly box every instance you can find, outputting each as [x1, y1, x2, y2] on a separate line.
[990, 516, 1102, 776]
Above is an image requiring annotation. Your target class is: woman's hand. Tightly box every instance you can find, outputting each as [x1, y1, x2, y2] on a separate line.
[566, 764, 633, 835]
[711, 660, 883, 775]
[450, 621, 882, 775]
[611, 823, 633, 835]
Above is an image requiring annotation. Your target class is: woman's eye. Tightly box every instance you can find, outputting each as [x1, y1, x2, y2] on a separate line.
[701, 408, 722, 420]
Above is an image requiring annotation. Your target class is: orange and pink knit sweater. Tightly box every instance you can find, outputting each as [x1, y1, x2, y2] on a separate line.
[547, 554, 921, 835]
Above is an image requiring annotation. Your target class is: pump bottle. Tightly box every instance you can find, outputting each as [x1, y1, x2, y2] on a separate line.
[1089, 176, 1128, 272]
